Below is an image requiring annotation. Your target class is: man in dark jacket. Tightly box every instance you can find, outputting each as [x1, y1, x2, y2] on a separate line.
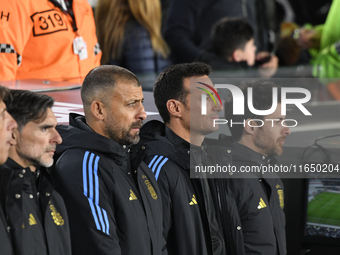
[0, 90, 71, 255]
[0, 85, 17, 255]
[53, 65, 165, 255]
[131, 62, 244, 255]
[223, 80, 290, 254]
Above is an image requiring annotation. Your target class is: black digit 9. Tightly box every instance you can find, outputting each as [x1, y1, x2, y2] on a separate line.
[54, 13, 64, 26]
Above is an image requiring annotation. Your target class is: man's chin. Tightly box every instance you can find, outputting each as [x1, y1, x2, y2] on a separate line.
[273, 147, 283, 157]
[39, 157, 54, 168]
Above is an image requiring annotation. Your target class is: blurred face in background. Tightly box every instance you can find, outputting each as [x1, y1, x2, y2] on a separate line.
[0, 101, 17, 164]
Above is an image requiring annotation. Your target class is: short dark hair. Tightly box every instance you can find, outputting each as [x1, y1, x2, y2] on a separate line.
[154, 62, 212, 123]
[211, 17, 254, 60]
[0, 85, 10, 102]
[224, 80, 281, 141]
[5, 90, 54, 131]
[81, 65, 141, 109]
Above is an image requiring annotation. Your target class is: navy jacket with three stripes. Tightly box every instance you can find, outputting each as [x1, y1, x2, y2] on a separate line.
[130, 120, 245, 255]
[53, 113, 165, 255]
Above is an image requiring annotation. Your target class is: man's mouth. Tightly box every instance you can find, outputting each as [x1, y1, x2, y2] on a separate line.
[131, 121, 143, 130]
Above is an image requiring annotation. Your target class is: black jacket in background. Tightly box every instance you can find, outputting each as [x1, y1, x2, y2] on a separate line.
[164, 0, 262, 64]
[0, 158, 71, 255]
[53, 113, 165, 255]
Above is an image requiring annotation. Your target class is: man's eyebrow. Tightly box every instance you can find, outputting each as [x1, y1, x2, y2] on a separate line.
[39, 123, 56, 129]
[127, 98, 144, 103]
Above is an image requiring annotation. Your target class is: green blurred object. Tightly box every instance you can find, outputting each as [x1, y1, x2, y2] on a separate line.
[312, 41, 340, 81]
[311, 0, 340, 82]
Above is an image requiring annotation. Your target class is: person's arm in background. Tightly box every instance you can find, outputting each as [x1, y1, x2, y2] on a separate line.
[0, 0, 31, 80]
[257, 51, 279, 77]
[163, 0, 206, 63]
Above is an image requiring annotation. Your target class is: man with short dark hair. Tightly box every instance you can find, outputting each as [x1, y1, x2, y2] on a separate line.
[132, 62, 244, 255]
[53, 65, 164, 255]
[0, 90, 71, 255]
[0, 85, 17, 255]
[223, 80, 290, 254]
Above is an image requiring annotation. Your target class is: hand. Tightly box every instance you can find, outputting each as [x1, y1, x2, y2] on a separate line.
[257, 52, 278, 77]
[297, 28, 321, 50]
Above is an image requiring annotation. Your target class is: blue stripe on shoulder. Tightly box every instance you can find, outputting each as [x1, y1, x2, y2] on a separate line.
[148, 155, 159, 171]
[151, 156, 164, 173]
[155, 157, 168, 180]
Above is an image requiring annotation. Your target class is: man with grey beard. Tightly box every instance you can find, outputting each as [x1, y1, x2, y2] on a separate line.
[0, 90, 71, 255]
[53, 65, 165, 255]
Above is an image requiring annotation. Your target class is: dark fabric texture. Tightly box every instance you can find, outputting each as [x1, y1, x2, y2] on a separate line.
[108, 19, 171, 74]
[130, 120, 244, 255]
[0, 158, 72, 255]
[219, 137, 287, 255]
[163, 0, 261, 64]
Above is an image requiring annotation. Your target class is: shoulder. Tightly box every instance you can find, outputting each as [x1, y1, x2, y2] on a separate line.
[55, 149, 113, 176]
[146, 154, 184, 180]
[125, 19, 148, 36]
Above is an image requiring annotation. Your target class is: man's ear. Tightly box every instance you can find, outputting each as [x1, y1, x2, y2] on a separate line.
[244, 118, 256, 135]
[166, 99, 184, 119]
[12, 129, 18, 140]
[90, 101, 106, 121]
[232, 49, 244, 62]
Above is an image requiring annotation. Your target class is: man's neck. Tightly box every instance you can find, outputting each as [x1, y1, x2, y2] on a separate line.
[166, 123, 204, 146]
[8, 148, 37, 172]
[238, 137, 267, 156]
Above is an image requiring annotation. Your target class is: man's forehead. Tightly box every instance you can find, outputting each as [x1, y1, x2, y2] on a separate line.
[188, 75, 213, 86]
[267, 103, 285, 119]
[30, 108, 57, 125]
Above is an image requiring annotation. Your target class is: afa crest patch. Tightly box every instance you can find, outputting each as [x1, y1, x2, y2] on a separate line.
[142, 175, 157, 200]
[49, 203, 64, 226]
[277, 189, 284, 209]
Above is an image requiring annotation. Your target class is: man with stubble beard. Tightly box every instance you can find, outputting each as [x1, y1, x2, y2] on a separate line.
[0, 90, 71, 255]
[53, 65, 165, 255]
[221, 80, 290, 255]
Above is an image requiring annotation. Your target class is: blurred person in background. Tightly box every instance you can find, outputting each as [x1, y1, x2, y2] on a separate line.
[0, 0, 101, 82]
[163, 0, 293, 71]
[96, 0, 171, 74]
[200, 17, 278, 77]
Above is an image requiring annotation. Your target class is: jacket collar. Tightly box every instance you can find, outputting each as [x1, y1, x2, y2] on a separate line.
[232, 142, 273, 165]
[4, 157, 29, 171]
[165, 126, 191, 151]
[56, 113, 129, 166]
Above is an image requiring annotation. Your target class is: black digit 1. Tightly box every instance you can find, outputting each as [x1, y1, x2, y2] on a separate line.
[47, 15, 55, 27]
